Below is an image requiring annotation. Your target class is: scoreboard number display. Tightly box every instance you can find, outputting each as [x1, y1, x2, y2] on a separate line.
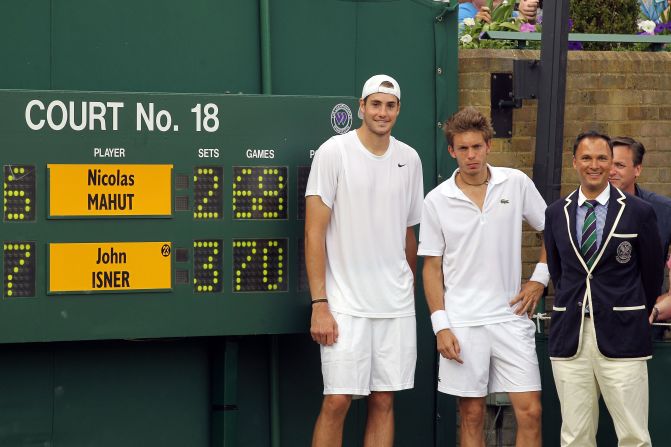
[232, 238, 288, 292]
[193, 240, 223, 293]
[3, 165, 36, 222]
[3, 241, 35, 297]
[232, 166, 287, 220]
[193, 167, 223, 219]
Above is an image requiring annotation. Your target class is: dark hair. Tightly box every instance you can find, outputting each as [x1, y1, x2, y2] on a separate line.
[611, 136, 646, 166]
[572, 130, 613, 156]
[443, 107, 494, 147]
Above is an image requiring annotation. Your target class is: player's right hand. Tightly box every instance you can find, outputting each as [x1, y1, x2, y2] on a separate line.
[310, 303, 339, 346]
[436, 329, 463, 364]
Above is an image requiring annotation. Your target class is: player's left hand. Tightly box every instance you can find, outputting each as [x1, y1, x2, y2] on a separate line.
[510, 281, 545, 317]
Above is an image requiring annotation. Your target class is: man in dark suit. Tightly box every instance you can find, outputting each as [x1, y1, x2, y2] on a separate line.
[544, 131, 664, 447]
[608, 137, 671, 331]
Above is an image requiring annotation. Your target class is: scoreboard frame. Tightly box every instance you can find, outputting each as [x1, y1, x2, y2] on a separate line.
[0, 89, 358, 343]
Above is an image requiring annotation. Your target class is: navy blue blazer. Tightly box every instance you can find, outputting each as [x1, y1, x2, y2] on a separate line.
[544, 185, 664, 359]
[636, 185, 671, 267]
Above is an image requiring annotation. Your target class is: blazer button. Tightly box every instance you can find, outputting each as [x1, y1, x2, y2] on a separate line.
[577, 301, 582, 307]
[588, 274, 593, 279]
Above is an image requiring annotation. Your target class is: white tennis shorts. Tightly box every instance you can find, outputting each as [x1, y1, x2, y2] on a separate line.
[320, 311, 417, 396]
[438, 317, 541, 397]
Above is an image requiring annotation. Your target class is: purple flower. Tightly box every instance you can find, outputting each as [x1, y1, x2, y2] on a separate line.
[520, 23, 536, 32]
[536, 14, 543, 25]
[568, 41, 583, 51]
[568, 18, 574, 31]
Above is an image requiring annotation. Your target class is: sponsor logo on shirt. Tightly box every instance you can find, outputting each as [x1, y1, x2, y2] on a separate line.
[500, 199, 510, 204]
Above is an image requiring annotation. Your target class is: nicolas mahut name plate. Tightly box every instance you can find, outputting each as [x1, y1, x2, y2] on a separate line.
[49, 242, 172, 293]
[48, 164, 173, 217]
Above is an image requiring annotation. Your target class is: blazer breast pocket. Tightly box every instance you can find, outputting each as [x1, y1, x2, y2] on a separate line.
[611, 233, 637, 264]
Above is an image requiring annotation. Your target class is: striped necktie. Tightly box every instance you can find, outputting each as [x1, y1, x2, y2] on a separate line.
[581, 200, 599, 268]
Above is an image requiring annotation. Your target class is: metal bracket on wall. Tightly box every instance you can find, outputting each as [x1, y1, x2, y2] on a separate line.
[490, 73, 518, 138]
[490, 60, 541, 138]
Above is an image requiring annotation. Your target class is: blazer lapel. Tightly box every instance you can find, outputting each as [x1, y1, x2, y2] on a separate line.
[562, 190, 586, 269]
[602, 185, 623, 238]
[567, 195, 580, 250]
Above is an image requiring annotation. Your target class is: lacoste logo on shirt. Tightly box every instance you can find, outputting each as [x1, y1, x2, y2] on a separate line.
[500, 199, 510, 204]
[398, 163, 406, 167]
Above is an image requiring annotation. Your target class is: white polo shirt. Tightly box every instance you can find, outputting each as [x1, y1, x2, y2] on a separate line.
[418, 165, 546, 327]
[306, 130, 424, 318]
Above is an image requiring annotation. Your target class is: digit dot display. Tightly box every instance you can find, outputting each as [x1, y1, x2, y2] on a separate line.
[297, 238, 308, 292]
[3, 241, 35, 298]
[232, 167, 287, 220]
[193, 240, 222, 293]
[3, 165, 35, 222]
[232, 238, 287, 292]
[193, 166, 222, 220]
[297, 166, 311, 220]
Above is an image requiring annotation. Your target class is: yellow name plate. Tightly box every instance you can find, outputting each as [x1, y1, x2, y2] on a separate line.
[48, 164, 173, 217]
[49, 242, 172, 293]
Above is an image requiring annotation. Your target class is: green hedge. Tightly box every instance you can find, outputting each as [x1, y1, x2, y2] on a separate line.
[570, 0, 639, 50]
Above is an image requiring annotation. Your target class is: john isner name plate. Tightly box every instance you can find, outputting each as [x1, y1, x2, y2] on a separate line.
[49, 242, 172, 293]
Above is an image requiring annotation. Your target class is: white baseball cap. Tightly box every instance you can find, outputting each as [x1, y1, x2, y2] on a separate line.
[358, 74, 401, 119]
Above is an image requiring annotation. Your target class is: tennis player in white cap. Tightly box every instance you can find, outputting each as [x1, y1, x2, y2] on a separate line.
[305, 74, 424, 447]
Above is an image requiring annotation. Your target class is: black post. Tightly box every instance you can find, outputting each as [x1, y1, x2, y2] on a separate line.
[532, 0, 570, 204]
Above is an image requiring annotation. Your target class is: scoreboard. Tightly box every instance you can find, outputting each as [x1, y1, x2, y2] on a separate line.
[0, 90, 358, 343]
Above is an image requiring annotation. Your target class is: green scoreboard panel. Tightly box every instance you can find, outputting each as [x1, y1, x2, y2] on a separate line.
[0, 90, 358, 343]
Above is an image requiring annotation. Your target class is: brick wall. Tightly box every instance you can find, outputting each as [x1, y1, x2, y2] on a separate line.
[457, 48, 671, 447]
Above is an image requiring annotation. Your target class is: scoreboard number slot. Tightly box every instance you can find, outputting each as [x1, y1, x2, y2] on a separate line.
[3, 241, 35, 298]
[193, 166, 223, 219]
[232, 167, 287, 220]
[297, 166, 311, 220]
[233, 239, 287, 292]
[193, 240, 222, 293]
[3, 165, 35, 222]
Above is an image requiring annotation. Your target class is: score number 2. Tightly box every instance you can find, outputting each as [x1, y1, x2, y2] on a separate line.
[191, 103, 219, 132]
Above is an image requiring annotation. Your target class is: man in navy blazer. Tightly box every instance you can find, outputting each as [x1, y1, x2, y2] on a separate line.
[544, 131, 664, 447]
